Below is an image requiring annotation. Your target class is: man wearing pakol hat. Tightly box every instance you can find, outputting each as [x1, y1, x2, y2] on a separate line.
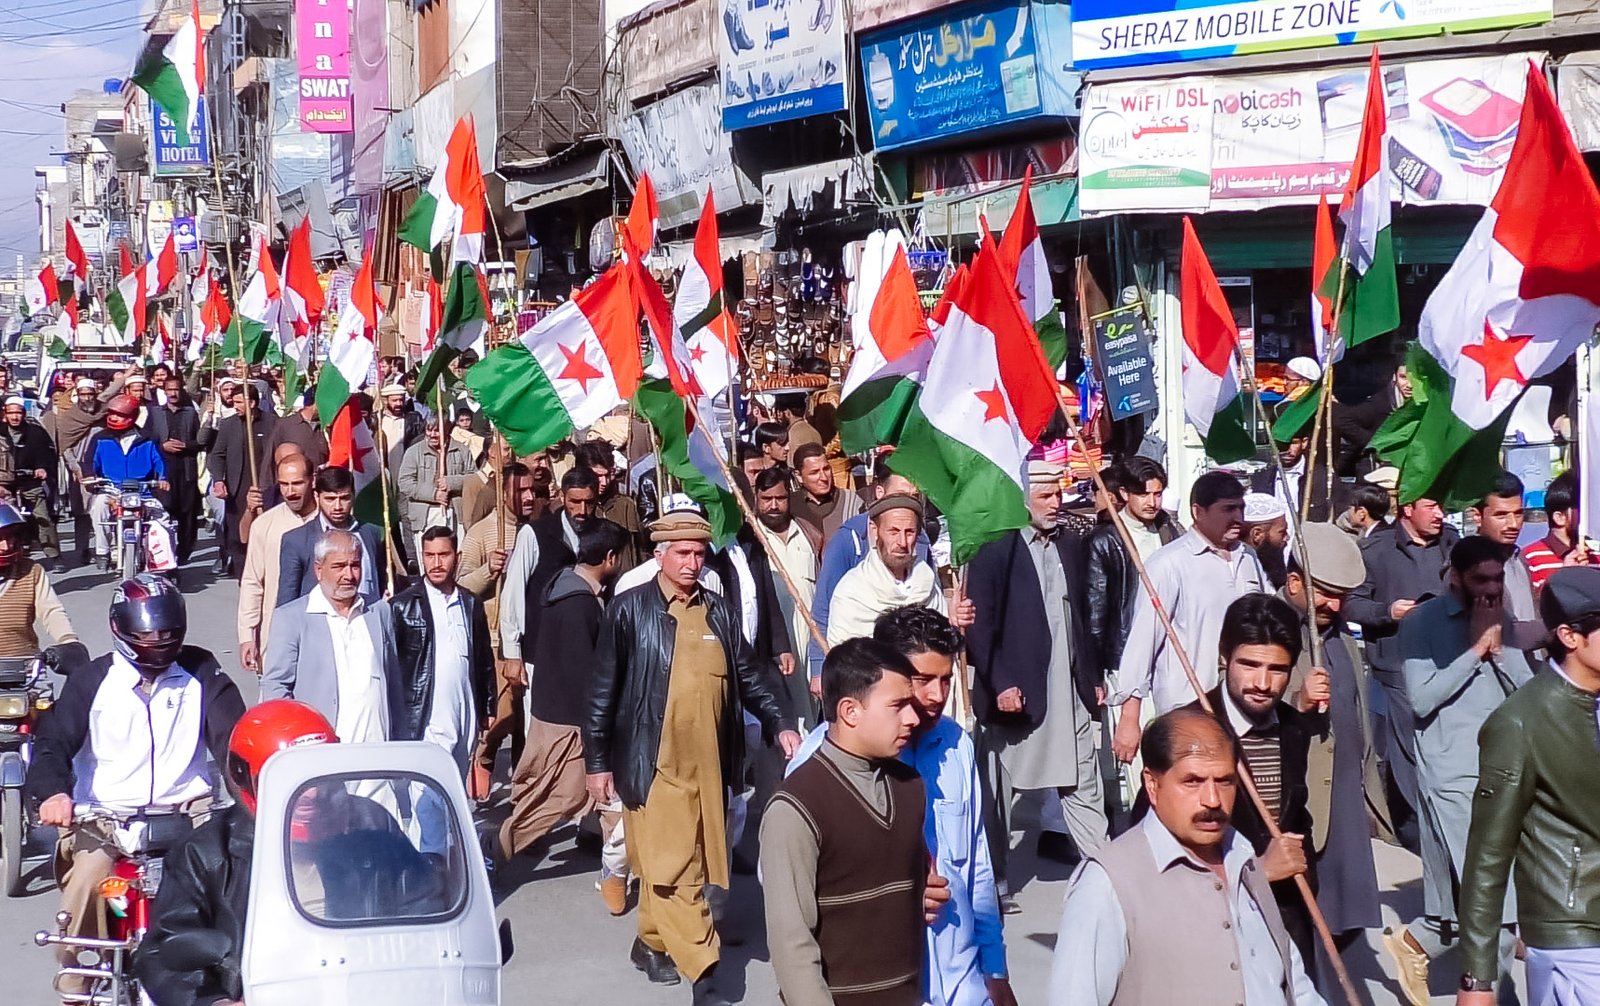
[1279, 523, 1390, 961]
[968, 459, 1104, 904]
[584, 508, 800, 1003]
[1243, 492, 1292, 590]
[826, 493, 970, 648]
[1455, 567, 1600, 1006]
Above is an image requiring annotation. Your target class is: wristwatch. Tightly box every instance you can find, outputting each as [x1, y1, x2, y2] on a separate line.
[1460, 974, 1494, 992]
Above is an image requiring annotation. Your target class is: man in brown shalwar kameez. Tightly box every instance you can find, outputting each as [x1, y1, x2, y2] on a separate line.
[584, 511, 800, 1005]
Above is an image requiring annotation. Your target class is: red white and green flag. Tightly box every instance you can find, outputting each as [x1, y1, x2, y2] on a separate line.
[888, 233, 1058, 563]
[223, 232, 283, 364]
[106, 232, 175, 346]
[131, 0, 205, 145]
[465, 264, 642, 455]
[1180, 217, 1254, 464]
[673, 190, 739, 399]
[839, 231, 932, 454]
[398, 116, 486, 267]
[415, 262, 490, 397]
[328, 396, 387, 527]
[1418, 63, 1600, 429]
[1321, 48, 1399, 353]
[278, 219, 323, 396]
[23, 262, 58, 320]
[622, 173, 659, 260]
[1310, 195, 1338, 363]
[62, 220, 89, 326]
[318, 247, 383, 426]
[997, 166, 1068, 370]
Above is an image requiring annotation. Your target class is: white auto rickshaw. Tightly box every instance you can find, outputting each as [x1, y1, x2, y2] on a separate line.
[163, 742, 510, 1006]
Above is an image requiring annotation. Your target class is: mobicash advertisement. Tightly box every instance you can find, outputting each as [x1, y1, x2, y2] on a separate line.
[1079, 51, 1539, 214]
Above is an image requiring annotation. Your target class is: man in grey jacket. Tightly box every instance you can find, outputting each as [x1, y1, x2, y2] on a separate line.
[262, 529, 400, 742]
[1384, 534, 1532, 1006]
[397, 417, 473, 552]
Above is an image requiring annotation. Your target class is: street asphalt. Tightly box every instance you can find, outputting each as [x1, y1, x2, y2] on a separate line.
[0, 527, 1513, 1004]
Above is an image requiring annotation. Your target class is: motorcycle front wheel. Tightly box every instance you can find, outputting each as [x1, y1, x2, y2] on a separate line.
[2, 785, 22, 896]
[120, 538, 140, 579]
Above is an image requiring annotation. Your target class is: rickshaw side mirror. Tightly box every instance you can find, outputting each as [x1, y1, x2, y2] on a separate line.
[499, 918, 514, 965]
[162, 928, 233, 971]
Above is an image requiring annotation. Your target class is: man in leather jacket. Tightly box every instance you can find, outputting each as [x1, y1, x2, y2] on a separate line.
[1084, 457, 1180, 695]
[1456, 567, 1600, 1005]
[390, 525, 495, 777]
[583, 510, 800, 1005]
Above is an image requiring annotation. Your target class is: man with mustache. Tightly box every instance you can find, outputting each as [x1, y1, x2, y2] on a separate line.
[1385, 535, 1535, 1006]
[1050, 707, 1325, 1005]
[1111, 469, 1269, 762]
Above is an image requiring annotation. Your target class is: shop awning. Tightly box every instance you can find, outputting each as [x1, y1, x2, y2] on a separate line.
[917, 172, 1079, 240]
[504, 148, 613, 212]
[761, 157, 875, 226]
[651, 231, 772, 269]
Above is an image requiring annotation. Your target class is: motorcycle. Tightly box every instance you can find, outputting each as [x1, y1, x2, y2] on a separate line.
[0, 654, 50, 896]
[35, 804, 195, 1005]
[81, 478, 178, 578]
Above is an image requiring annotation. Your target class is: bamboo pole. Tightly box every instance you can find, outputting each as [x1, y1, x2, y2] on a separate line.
[1044, 374, 1360, 1006]
[1300, 259, 1350, 525]
[375, 407, 400, 594]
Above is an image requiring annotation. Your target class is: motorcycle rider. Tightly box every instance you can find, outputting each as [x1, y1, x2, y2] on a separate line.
[0, 501, 85, 665]
[87, 395, 169, 572]
[26, 574, 245, 988]
[136, 699, 337, 1006]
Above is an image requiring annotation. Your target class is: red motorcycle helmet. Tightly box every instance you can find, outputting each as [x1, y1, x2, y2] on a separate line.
[226, 700, 337, 814]
[103, 394, 140, 432]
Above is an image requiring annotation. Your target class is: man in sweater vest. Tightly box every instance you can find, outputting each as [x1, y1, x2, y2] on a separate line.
[763, 637, 930, 1006]
[1049, 708, 1325, 1005]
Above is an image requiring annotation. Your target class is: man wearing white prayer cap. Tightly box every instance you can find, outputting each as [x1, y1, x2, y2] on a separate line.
[1284, 356, 1322, 400]
[1243, 491, 1291, 589]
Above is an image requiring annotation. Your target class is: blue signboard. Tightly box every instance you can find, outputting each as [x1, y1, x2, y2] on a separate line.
[718, 0, 849, 130]
[151, 96, 210, 176]
[860, 0, 1078, 152]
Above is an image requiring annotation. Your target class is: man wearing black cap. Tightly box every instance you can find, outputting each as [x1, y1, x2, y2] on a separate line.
[1455, 566, 1600, 1005]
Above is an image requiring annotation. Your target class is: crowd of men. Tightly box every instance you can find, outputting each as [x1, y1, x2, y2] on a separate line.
[5, 360, 1600, 1006]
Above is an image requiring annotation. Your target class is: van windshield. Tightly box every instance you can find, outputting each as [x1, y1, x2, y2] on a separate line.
[284, 773, 469, 926]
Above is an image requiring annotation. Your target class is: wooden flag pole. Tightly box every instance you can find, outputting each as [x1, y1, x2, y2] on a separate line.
[1042, 373, 1361, 1006]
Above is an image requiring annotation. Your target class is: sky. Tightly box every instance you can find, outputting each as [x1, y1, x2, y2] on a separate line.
[0, 0, 147, 268]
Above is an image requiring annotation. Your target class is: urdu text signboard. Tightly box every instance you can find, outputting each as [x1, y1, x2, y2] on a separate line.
[718, 0, 849, 129]
[1071, 0, 1551, 70]
[859, 0, 1078, 152]
[1080, 51, 1536, 214]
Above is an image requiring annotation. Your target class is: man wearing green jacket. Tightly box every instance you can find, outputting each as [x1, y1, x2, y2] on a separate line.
[1456, 566, 1600, 1005]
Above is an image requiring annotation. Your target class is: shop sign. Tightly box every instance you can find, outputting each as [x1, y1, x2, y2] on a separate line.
[618, 81, 758, 231]
[1081, 51, 1537, 214]
[172, 217, 198, 254]
[146, 200, 174, 258]
[859, 0, 1078, 152]
[1091, 305, 1159, 421]
[617, 0, 716, 106]
[1072, 0, 1550, 71]
[1079, 78, 1215, 212]
[151, 97, 210, 176]
[718, 0, 848, 129]
[296, 0, 353, 133]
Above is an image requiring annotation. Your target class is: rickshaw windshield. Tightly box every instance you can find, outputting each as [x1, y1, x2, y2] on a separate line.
[283, 772, 470, 928]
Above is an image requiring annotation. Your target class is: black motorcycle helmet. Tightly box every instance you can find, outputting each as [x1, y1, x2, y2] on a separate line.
[109, 574, 187, 675]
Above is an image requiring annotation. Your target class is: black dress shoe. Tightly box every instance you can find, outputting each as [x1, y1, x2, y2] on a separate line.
[998, 892, 1022, 915]
[691, 971, 732, 1006]
[629, 937, 680, 986]
[1036, 831, 1081, 866]
[210, 556, 227, 575]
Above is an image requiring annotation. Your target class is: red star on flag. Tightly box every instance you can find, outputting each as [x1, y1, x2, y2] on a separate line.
[975, 382, 1009, 423]
[1462, 319, 1534, 400]
[558, 341, 605, 393]
[689, 344, 707, 365]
